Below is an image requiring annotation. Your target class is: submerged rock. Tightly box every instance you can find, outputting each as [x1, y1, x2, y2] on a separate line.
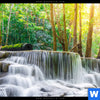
[0, 73, 8, 78]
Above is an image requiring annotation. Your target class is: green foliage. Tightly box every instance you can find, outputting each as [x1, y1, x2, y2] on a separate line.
[0, 3, 100, 57]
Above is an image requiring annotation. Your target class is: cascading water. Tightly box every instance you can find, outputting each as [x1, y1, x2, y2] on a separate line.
[0, 50, 100, 97]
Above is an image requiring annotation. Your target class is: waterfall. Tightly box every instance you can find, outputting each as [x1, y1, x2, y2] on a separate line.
[0, 50, 100, 97]
[4, 51, 83, 82]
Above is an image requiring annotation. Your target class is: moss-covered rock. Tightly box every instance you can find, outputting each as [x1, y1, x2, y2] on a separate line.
[0, 52, 6, 58]
[0, 51, 10, 59]
[22, 43, 33, 50]
[0, 43, 33, 51]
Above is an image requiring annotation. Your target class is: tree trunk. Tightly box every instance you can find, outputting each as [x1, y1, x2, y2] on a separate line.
[44, 5, 50, 21]
[50, 4, 57, 51]
[38, 18, 40, 24]
[53, 4, 67, 51]
[55, 4, 65, 50]
[42, 18, 45, 29]
[0, 4, 2, 46]
[56, 5, 62, 38]
[6, 4, 14, 45]
[97, 46, 100, 59]
[2, 11, 4, 45]
[85, 4, 94, 57]
[62, 43, 65, 51]
[63, 4, 68, 51]
[26, 8, 30, 43]
[78, 4, 83, 57]
[2, 18, 4, 45]
[73, 4, 78, 52]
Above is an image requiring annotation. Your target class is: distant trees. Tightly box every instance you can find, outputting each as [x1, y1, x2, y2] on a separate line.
[85, 4, 94, 57]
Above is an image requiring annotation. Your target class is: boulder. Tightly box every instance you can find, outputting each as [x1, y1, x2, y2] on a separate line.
[0, 51, 10, 59]
[0, 61, 11, 72]
[40, 88, 49, 92]
[98, 61, 100, 71]
[0, 43, 33, 51]
[1, 63, 10, 72]
[22, 43, 33, 50]
[0, 62, 2, 72]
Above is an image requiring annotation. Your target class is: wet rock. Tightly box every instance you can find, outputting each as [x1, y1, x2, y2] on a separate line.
[98, 61, 100, 71]
[65, 84, 81, 90]
[57, 80, 81, 90]
[59, 93, 67, 97]
[0, 78, 8, 85]
[0, 62, 2, 72]
[0, 78, 4, 85]
[22, 43, 33, 50]
[0, 61, 11, 72]
[0, 52, 6, 58]
[0, 73, 8, 78]
[47, 94, 52, 97]
[0, 51, 10, 59]
[40, 88, 50, 92]
[1, 63, 10, 72]
[32, 69, 35, 76]
[0, 58, 6, 61]
[84, 84, 97, 89]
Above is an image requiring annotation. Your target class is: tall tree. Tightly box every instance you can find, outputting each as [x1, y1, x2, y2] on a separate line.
[73, 4, 78, 52]
[26, 7, 30, 43]
[97, 44, 100, 59]
[54, 4, 65, 50]
[52, 4, 69, 51]
[85, 4, 94, 57]
[0, 5, 2, 46]
[63, 4, 68, 51]
[78, 4, 83, 57]
[0, 4, 2, 46]
[50, 4, 56, 51]
[6, 4, 14, 45]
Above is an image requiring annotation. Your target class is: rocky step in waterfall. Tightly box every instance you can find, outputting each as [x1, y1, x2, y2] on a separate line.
[0, 50, 100, 97]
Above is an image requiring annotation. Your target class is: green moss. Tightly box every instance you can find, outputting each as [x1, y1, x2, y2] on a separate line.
[8, 45, 14, 49]
[1, 43, 23, 50]
[13, 43, 23, 48]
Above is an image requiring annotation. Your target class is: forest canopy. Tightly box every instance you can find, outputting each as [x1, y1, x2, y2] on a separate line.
[0, 3, 100, 58]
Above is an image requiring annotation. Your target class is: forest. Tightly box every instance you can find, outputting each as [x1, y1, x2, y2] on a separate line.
[0, 3, 100, 58]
